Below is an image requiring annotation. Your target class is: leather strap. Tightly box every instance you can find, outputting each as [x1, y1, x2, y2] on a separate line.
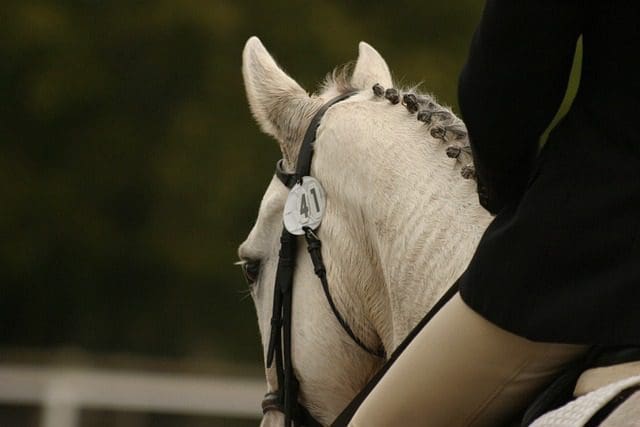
[266, 91, 361, 427]
[266, 230, 297, 425]
[304, 228, 385, 358]
[295, 91, 358, 181]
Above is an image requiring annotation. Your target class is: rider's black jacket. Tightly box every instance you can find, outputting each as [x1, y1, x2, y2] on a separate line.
[457, 0, 640, 344]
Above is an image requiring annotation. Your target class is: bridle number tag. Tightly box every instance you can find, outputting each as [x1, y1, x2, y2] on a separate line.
[283, 176, 326, 235]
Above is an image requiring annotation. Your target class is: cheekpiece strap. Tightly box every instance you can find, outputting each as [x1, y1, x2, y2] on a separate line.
[267, 90, 361, 427]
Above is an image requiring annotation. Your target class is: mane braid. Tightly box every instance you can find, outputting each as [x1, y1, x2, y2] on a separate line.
[374, 83, 476, 180]
[322, 65, 476, 180]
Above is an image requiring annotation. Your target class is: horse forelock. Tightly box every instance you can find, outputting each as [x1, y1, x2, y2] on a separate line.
[321, 63, 358, 96]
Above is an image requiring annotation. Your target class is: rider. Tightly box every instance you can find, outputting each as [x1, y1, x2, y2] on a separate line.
[341, 1, 640, 425]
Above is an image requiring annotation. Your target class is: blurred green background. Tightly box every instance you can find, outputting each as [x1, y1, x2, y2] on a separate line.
[0, 0, 485, 368]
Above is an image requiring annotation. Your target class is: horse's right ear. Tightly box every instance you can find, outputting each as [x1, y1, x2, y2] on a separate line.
[351, 42, 393, 90]
[242, 37, 312, 145]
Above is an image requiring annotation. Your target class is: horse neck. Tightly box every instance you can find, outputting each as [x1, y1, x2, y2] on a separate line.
[365, 165, 492, 350]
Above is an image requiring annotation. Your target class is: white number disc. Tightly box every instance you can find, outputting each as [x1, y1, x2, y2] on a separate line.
[283, 176, 326, 235]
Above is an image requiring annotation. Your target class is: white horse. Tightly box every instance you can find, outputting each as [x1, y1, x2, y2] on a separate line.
[238, 37, 640, 426]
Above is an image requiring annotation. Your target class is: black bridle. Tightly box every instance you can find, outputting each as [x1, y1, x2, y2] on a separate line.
[262, 91, 385, 427]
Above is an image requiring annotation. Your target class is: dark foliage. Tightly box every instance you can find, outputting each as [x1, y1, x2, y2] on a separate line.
[0, 0, 482, 365]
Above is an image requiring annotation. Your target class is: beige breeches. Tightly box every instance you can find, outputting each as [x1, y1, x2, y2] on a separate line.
[349, 294, 586, 427]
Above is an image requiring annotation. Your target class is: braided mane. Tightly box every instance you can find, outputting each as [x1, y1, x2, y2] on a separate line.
[322, 67, 476, 180]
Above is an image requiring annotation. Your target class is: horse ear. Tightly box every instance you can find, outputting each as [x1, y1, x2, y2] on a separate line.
[242, 37, 312, 144]
[351, 42, 393, 90]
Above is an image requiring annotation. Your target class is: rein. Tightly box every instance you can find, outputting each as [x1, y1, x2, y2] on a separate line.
[263, 91, 385, 427]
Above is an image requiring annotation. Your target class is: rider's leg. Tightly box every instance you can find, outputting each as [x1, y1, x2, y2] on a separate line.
[348, 294, 587, 427]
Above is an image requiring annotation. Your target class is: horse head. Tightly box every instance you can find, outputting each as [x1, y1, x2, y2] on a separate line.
[238, 36, 491, 425]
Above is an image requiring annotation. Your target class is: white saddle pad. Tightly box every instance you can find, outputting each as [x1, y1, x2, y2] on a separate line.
[530, 374, 640, 426]
[575, 362, 640, 397]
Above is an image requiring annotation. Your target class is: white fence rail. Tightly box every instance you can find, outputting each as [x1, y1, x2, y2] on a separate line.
[0, 364, 265, 427]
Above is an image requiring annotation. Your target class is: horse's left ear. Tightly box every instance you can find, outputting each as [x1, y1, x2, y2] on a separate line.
[351, 42, 393, 90]
[242, 36, 312, 145]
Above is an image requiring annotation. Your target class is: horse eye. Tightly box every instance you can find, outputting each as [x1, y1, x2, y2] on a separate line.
[241, 259, 261, 286]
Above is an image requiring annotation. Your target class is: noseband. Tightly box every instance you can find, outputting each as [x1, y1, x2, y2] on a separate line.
[262, 91, 385, 426]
